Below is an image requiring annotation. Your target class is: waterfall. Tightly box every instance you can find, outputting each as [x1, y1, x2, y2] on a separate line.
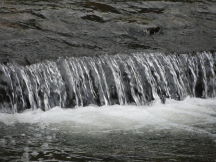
[0, 52, 215, 113]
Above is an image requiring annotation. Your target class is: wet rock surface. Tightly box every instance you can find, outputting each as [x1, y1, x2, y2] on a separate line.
[0, 0, 216, 65]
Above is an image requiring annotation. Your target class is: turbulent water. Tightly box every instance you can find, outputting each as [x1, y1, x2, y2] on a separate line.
[0, 52, 215, 113]
[0, 52, 216, 161]
[0, 98, 216, 161]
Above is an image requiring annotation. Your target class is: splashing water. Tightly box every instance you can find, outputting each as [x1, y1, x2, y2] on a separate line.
[0, 97, 215, 134]
[0, 98, 216, 161]
[0, 52, 215, 113]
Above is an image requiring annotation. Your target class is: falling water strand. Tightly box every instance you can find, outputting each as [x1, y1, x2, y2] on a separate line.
[0, 52, 215, 113]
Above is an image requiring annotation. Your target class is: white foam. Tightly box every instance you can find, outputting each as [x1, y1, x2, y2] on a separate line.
[0, 97, 216, 133]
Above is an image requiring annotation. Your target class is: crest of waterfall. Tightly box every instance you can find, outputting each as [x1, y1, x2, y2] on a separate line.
[0, 52, 215, 113]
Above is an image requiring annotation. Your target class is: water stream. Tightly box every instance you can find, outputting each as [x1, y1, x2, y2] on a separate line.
[0, 52, 215, 113]
[0, 52, 216, 161]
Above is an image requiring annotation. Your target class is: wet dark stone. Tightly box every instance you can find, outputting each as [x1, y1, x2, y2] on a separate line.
[195, 81, 205, 98]
[128, 43, 151, 49]
[81, 15, 105, 23]
[148, 26, 161, 35]
[83, 2, 121, 14]
[138, 8, 164, 14]
[195, 63, 205, 98]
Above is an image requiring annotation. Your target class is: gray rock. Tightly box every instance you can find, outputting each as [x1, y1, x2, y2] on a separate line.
[0, 0, 215, 65]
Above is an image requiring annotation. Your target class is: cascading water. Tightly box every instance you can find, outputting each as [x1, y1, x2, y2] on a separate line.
[0, 52, 215, 113]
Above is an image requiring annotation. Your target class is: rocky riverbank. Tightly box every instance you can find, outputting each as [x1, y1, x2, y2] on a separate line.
[0, 0, 216, 65]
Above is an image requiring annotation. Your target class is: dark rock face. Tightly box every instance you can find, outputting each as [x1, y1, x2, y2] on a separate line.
[0, 0, 216, 65]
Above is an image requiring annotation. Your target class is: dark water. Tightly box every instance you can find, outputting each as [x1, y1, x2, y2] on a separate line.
[1, 124, 216, 162]
[0, 98, 216, 162]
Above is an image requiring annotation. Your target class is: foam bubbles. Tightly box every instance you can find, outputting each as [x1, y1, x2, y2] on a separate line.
[0, 98, 216, 134]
